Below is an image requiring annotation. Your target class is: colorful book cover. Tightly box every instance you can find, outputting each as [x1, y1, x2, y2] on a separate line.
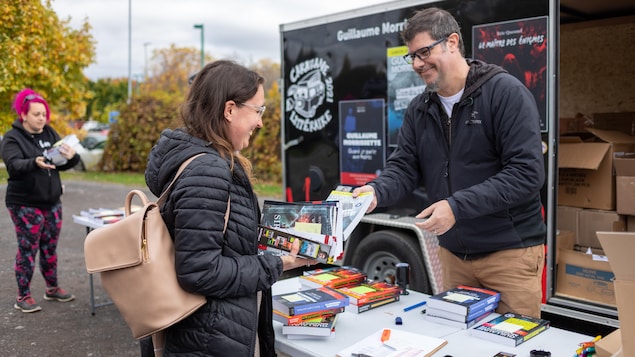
[257, 226, 332, 262]
[348, 294, 400, 314]
[425, 303, 498, 323]
[281, 313, 339, 337]
[426, 285, 501, 316]
[273, 306, 345, 325]
[261, 200, 337, 236]
[272, 286, 349, 316]
[424, 310, 494, 329]
[299, 266, 367, 289]
[336, 279, 401, 306]
[469, 312, 550, 347]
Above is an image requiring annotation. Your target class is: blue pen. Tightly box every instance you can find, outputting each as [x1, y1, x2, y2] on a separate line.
[403, 300, 427, 312]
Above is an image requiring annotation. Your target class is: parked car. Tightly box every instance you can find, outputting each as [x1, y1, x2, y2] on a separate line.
[74, 133, 107, 171]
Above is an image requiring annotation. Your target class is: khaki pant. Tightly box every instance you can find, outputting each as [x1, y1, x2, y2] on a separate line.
[438, 244, 544, 318]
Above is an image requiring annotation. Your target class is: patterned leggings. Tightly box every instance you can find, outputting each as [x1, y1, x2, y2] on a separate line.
[8, 203, 63, 298]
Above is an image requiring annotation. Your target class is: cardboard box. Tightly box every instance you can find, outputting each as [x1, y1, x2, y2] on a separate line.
[557, 205, 581, 236]
[595, 328, 623, 357]
[577, 209, 625, 249]
[558, 129, 635, 210]
[628, 215, 635, 232]
[597, 232, 635, 357]
[592, 112, 635, 136]
[614, 155, 635, 216]
[555, 230, 574, 264]
[556, 246, 615, 307]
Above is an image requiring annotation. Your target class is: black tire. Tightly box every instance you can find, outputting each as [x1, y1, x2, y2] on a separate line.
[349, 230, 431, 294]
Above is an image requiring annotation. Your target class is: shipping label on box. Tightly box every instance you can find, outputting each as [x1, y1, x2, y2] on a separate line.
[556, 248, 615, 307]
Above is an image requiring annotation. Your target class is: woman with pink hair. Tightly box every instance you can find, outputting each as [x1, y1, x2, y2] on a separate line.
[1, 88, 80, 313]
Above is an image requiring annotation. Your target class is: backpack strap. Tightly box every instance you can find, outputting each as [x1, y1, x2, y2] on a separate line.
[155, 153, 231, 233]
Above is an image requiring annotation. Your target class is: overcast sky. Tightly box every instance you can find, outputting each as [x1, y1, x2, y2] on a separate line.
[50, 0, 390, 80]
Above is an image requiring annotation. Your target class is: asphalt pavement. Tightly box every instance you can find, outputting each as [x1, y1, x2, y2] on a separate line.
[0, 180, 298, 357]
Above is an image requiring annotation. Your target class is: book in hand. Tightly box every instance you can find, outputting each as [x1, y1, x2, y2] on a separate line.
[424, 309, 494, 329]
[426, 285, 501, 316]
[273, 306, 345, 325]
[336, 328, 448, 357]
[281, 313, 339, 337]
[425, 303, 498, 323]
[335, 279, 401, 306]
[272, 286, 349, 316]
[348, 294, 400, 314]
[258, 226, 332, 262]
[299, 265, 367, 289]
[469, 312, 550, 347]
[325, 185, 374, 240]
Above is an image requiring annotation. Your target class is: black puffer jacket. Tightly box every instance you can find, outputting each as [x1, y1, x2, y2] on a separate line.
[370, 59, 546, 257]
[145, 128, 284, 356]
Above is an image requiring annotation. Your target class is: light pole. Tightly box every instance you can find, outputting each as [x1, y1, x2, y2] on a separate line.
[193, 24, 204, 69]
[144, 42, 151, 80]
[127, 0, 132, 102]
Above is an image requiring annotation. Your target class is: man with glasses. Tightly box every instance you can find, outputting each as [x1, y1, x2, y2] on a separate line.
[354, 7, 546, 318]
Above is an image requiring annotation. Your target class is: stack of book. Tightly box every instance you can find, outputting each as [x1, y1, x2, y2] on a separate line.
[299, 266, 367, 290]
[424, 285, 500, 329]
[469, 312, 550, 346]
[336, 279, 402, 314]
[78, 208, 126, 225]
[258, 186, 373, 263]
[272, 286, 349, 339]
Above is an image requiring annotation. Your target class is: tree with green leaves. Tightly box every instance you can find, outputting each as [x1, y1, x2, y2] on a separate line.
[0, 0, 95, 135]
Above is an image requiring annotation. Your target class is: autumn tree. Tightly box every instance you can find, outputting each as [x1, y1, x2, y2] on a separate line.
[0, 0, 95, 134]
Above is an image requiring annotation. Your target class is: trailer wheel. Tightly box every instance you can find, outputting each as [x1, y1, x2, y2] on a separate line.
[350, 230, 430, 294]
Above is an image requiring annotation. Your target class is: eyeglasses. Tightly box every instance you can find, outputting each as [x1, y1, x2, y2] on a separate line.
[403, 37, 448, 64]
[240, 103, 266, 117]
[22, 94, 43, 105]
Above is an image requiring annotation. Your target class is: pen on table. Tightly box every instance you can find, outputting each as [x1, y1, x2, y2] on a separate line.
[403, 300, 426, 312]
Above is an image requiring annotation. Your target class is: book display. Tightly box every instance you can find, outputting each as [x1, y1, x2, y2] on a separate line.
[272, 286, 349, 316]
[469, 312, 550, 347]
[426, 285, 501, 315]
[336, 279, 401, 306]
[424, 309, 493, 329]
[299, 266, 367, 289]
[348, 294, 400, 314]
[273, 306, 345, 325]
[281, 313, 339, 337]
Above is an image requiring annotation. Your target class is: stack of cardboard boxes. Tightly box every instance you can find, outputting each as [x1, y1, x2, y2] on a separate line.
[556, 113, 635, 307]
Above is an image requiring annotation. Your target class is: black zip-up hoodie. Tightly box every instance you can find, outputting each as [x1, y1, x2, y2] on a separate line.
[2, 120, 79, 208]
[370, 59, 546, 258]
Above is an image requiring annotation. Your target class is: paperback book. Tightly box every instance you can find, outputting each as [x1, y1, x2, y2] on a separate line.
[258, 226, 332, 262]
[425, 303, 498, 323]
[424, 309, 493, 329]
[325, 185, 374, 240]
[469, 312, 550, 347]
[281, 313, 339, 337]
[426, 285, 501, 316]
[79, 208, 126, 225]
[335, 279, 401, 306]
[272, 286, 349, 316]
[348, 294, 400, 314]
[299, 266, 367, 289]
[273, 306, 345, 325]
[260, 199, 343, 261]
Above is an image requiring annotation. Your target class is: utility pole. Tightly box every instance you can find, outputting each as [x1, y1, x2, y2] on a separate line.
[144, 42, 151, 80]
[193, 24, 204, 69]
[127, 0, 132, 103]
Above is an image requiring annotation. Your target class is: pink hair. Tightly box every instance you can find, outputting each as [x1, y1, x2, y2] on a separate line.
[13, 88, 51, 123]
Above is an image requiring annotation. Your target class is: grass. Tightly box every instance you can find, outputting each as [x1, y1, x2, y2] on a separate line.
[60, 171, 284, 198]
